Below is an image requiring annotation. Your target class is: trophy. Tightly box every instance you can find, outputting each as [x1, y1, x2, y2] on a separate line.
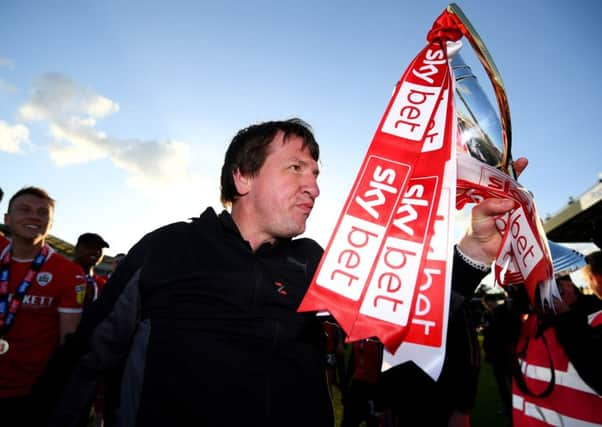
[447, 4, 561, 296]
[446, 3, 515, 179]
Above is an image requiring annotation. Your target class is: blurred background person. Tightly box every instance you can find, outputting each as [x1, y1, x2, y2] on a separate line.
[341, 338, 383, 427]
[481, 292, 517, 418]
[73, 233, 109, 307]
[512, 271, 602, 426]
[584, 251, 602, 300]
[107, 253, 126, 279]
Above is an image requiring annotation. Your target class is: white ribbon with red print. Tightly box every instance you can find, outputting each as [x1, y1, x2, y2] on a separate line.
[299, 13, 461, 380]
[299, 8, 554, 380]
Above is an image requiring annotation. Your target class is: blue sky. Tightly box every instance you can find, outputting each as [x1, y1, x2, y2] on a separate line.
[1, 0, 601, 255]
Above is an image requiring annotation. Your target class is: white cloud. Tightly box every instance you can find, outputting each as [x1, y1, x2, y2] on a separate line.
[17, 72, 194, 189]
[110, 138, 192, 186]
[86, 95, 119, 118]
[0, 120, 29, 153]
[19, 73, 119, 122]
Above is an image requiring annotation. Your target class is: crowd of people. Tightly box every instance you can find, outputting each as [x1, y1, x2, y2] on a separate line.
[0, 119, 600, 426]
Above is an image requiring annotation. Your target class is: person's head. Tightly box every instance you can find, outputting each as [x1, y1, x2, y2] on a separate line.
[220, 119, 320, 245]
[482, 293, 499, 311]
[556, 274, 580, 306]
[4, 187, 55, 245]
[111, 252, 126, 272]
[584, 251, 602, 299]
[74, 232, 109, 272]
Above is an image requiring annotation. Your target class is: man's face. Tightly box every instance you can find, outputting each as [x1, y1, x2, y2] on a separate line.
[240, 132, 320, 241]
[4, 194, 53, 244]
[585, 270, 602, 299]
[557, 277, 578, 306]
[74, 243, 105, 270]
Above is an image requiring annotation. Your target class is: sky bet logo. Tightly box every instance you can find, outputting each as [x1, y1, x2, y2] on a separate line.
[349, 156, 410, 226]
[316, 156, 410, 301]
[357, 177, 437, 327]
[389, 176, 437, 243]
[381, 47, 447, 143]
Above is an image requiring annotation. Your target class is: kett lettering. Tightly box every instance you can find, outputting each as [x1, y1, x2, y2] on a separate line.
[22, 295, 54, 305]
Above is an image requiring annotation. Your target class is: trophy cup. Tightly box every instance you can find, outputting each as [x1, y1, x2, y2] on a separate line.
[446, 3, 515, 179]
[447, 3, 571, 292]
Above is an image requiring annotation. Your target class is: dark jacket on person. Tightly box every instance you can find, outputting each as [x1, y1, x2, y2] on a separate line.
[37, 208, 332, 427]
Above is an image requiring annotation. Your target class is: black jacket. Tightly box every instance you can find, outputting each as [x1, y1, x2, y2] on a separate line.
[378, 248, 489, 425]
[40, 208, 332, 427]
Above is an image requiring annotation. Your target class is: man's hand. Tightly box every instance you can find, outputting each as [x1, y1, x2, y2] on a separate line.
[457, 157, 528, 264]
[458, 198, 515, 264]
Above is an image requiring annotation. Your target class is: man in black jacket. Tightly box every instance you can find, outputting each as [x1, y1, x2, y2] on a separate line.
[41, 119, 523, 427]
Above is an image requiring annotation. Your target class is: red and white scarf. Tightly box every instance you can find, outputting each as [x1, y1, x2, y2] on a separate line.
[299, 8, 553, 379]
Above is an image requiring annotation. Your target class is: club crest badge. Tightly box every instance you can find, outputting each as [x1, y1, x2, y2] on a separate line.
[36, 272, 53, 287]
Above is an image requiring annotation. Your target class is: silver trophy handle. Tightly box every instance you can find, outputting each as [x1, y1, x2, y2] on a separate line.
[447, 3, 515, 179]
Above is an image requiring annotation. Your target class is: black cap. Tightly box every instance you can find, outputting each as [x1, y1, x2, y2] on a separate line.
[76, 232, 109, 248]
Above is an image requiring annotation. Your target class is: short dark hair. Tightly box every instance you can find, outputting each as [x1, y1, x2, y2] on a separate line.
[220, 118, 319, 206]
[586, 251, 602, 276]
[8, 186, 55, 212]
[0, 187, 4, 203]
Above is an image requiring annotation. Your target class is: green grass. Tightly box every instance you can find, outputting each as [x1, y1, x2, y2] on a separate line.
[471, 337, 512, 427]
[331, 385, 343, 427]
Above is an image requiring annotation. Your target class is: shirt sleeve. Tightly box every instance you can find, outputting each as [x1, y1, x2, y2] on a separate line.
[56, 262, 86, 314]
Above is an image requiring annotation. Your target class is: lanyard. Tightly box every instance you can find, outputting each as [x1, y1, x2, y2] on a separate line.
[84, 274, 98, 306]
[0, 244, 50, 335]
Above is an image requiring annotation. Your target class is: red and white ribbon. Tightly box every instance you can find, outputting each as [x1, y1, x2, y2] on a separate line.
[456, 153, 555, 303]
[299, 8, 554, 379]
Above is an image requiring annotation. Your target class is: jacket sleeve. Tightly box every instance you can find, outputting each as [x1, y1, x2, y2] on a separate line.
[554, 307, 602, 395]
[31, 232, 151, 425]
[450, 245, 490, 306]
